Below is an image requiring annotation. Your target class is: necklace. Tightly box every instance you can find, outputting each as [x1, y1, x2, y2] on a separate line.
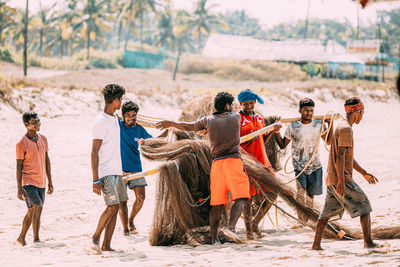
[27, 133, 38, 142]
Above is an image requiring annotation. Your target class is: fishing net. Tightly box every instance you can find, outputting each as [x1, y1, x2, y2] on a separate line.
[144, 95, 399, 245]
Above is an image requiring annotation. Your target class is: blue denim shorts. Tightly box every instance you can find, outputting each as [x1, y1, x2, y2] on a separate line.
[319, 180, 372, 220]
[295, 167, 323, 197]
[22, 185, 45, 208]
[101, 175, 129, 206]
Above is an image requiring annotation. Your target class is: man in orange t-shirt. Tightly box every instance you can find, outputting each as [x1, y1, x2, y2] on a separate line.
[16, 111, 54, 246]
[238, 89, 281, 239]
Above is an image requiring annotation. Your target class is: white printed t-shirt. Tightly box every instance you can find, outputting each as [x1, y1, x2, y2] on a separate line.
[284, 119, 326, 175]
[93, 112, 122, 178]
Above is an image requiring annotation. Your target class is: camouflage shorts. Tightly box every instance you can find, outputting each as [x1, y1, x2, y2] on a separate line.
[319, 180, 372, 220]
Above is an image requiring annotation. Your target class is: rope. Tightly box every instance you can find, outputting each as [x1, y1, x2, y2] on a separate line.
[139, 144, 191, 157]
[283, 111, 340, 184]
[251, 178, 312, 228]
[137, 114, 165, 121]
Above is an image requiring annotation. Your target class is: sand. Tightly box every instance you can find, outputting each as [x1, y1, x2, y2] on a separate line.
[0, 81, 399, 266]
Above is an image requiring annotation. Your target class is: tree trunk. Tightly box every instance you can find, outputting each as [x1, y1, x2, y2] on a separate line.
[23, 0, 29, 76]
[117, 20, 122, 49]
[304, 0, 311, 39]
[124, 1, 133, 51]
[140, 11, 143, 51]
[0, 25, 3, 46]
[59, 35, 63, 58]
[124, 20, 130, 51]
[198, 28, 202, 49]
[39, 28, 43, 56]
[172, 51, 181, 81]
[86, 29, 90, 59]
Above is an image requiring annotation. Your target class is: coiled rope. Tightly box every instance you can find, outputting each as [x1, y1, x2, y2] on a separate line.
[282, 111, 343, 184]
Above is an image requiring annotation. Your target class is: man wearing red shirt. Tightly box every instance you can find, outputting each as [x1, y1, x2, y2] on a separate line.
[238, 89, 281, 239]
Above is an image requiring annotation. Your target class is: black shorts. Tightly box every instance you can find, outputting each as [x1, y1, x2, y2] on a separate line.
[22, 185, 45, 208]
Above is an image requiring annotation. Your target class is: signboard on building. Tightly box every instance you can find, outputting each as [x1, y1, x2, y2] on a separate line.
[346, 40, 380, 54]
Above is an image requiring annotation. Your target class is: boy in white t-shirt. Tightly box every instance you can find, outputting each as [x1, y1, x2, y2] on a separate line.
[91, 84, 127, 251]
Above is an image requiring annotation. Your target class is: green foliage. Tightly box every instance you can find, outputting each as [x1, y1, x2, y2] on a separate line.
[0, 48, 13, 62]
[164, 56, 307, 82]
[89, 57, 116, 68]
[216, 10, 266, 39]
[301, 62, 323, 77]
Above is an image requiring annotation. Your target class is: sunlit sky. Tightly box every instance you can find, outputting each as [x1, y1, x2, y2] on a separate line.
[8, 0, 400, 27]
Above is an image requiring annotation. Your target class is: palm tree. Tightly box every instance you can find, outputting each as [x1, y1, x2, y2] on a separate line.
[171, 10, 194, 80]
[0, 1, 17, 46]
[153, 8, 173, 50]
[303, 0, 311, 39]
[56, 0, 80, 56]
[132, 0, 156, 50]
[76, 0, 113, 59]
[37, 1, 56, 56]
[116, 0, 137, 50]
[190, 0, 223, 49]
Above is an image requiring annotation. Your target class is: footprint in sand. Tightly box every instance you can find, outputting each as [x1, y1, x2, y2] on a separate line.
[83, 244, 102, 255]
[34, 242, 66, 249]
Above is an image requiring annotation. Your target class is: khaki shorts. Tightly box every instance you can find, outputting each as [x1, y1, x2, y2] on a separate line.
[101, 175, 129, 206]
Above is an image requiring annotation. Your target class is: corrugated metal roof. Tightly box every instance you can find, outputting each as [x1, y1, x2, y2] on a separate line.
[202, 34, 348, 63]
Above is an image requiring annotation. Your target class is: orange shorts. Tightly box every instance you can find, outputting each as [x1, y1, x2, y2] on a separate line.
[210, 158, 250, 206]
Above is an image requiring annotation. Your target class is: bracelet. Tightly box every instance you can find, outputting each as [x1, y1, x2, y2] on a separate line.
[93, 180, 101, 184]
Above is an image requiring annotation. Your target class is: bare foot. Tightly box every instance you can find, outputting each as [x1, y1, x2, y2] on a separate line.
[246, 232, 254, 240]
[311, 245, 324, 250]
[33, 239, 43, 243]
[129, 227, 138, 234]
[17, 237, 26, 246]
[251, 224, 263, 238]
[211, 240, 222, 246]
[102, 246, 116, 251]
[123, 230, 130, 236]
[365, 242, 379, 249]
[92, 236, 100, 245]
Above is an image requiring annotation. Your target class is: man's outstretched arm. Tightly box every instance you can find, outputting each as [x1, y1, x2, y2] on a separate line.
[156, 120, 198, 132]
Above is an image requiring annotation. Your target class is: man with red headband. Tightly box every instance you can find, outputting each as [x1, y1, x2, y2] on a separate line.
[237, 89, 281, 239]
[312, 97, 379, 250]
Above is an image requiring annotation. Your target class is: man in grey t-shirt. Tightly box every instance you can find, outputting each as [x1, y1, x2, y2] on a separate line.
[157, 92, 250, 244]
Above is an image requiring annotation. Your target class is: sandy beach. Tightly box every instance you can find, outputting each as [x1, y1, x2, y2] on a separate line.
[0, 75, 399, 266]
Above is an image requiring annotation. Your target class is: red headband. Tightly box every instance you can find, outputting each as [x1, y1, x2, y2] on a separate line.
[345, 101, 364, 114]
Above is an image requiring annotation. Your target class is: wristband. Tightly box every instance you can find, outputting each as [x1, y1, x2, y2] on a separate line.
[93, 180, 101, 184]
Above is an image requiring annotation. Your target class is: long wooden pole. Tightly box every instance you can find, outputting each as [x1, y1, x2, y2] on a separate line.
[124, 122, 281, 182]
[136, 114, 341, 129]
[125, 113, 342, 182]
[280, 113, 341, 124]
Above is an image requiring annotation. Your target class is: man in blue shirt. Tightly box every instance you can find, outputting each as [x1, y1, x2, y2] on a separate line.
[119, 101, 152, 235]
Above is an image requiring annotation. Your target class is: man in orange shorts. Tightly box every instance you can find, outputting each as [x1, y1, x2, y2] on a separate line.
[238, 89, 281, 239]
[157, 92, 249, 244]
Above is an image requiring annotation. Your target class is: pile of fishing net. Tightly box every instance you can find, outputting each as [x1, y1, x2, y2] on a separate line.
[141, 138, 363, 246]
[146, 95, 400, 245]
